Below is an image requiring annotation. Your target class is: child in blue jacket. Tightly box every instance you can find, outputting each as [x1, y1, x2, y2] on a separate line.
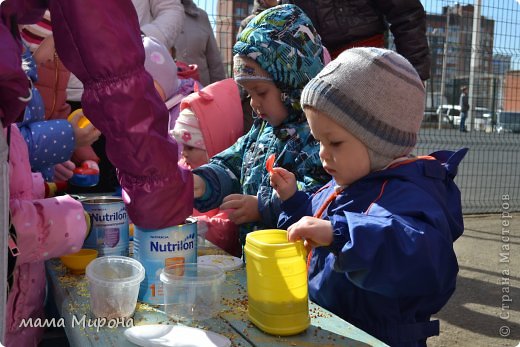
[192, 5, 330, 246]
[270, 47, 467, 347]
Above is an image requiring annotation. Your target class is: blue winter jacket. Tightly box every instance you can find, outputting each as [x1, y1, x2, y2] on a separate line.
[278, 149, 467, 347]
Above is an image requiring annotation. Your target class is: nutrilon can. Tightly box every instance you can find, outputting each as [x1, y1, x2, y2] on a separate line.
[133, 218, 197, 304]
[81, 197, 129, 257]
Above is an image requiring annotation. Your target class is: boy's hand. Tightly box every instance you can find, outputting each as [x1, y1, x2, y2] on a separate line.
[287, 217, 333, 252]
[193, 174, 206, 198]
[220, 194, 260, 225]
[69, 111, 101, 148]
[270, 167, 297, 201]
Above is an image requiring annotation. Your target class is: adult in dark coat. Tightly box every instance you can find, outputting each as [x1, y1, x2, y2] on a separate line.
[281, 0, 431, 81]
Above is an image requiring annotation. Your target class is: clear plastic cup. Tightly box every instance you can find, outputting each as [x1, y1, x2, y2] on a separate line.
[160, 263, 225, 322]
[86, 256, 145, 319]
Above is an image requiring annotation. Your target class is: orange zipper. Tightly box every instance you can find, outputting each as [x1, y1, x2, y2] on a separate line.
[49, 51, 59, 117]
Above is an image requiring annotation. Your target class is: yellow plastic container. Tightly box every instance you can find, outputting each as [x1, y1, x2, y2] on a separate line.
[60, 249, 98, 275]
[67, 108, 91, 128]
[244, 229, 310, 336]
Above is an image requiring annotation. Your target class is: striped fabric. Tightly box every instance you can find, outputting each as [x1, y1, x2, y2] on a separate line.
[20, 10, 52, 52]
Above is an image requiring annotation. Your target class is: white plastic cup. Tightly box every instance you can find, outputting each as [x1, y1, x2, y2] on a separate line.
[160, 263, 225, 322]
[86, 256, 145, 319]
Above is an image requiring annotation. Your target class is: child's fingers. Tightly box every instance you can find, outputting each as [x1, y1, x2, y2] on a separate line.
[220, 195, 242, 210]
[221, 194, 242, 203]
[269, 171, 282, 187]
[54, 161, 75, 181]
[272, 167, 294, 182]
[68, 114, 80, 127]
[62, 160, 76, 170]
[287, 223, 303, 242]
[82, 123, 101, 136]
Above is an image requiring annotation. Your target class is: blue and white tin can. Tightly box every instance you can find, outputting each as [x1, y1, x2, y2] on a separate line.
[133, 218, 197, 304]
[81, 197, 129, 257]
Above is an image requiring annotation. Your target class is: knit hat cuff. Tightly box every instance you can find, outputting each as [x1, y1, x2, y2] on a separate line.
[172, 108, 206, 150]
[301, 78, 416, 168]
[233, 55, 273, 83]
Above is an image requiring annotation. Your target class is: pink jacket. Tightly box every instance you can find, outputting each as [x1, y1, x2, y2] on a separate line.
[5, 125, 86, 346]
[180, 78, 243, 257]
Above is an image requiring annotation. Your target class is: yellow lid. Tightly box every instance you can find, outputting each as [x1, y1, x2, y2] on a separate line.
[67, 108, 91, 128]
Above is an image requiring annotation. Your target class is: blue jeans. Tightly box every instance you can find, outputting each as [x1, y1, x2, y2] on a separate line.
[460, 112, 467, 131]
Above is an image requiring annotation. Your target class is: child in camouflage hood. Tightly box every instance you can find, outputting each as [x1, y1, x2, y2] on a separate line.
[192, 4, 330, 246]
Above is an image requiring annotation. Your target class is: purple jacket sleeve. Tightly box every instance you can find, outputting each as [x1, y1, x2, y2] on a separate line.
[48, 0, 193, 228]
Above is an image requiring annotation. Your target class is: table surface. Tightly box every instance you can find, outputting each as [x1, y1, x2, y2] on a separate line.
[46, 245, 388, 347]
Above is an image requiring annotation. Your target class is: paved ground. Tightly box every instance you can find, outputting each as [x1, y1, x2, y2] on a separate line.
[429, 214, 520, 347]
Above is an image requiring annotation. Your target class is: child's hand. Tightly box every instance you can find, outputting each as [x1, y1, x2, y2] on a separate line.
[220, 194, 260, 225]
[270, 167, 297, 201]
[287, 216, 333, 252]
[54, 160, 76, 181]
[193, 174, 206, 198]
[69, 111, 101, 148]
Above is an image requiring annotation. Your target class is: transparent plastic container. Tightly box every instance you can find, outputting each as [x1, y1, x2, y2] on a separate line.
[86, 256, 145, 319]
[133, 218, 197, 305]
[160, 263, 225, 322]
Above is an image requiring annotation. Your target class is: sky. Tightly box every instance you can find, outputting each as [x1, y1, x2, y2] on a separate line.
[195, 0, 519, 67]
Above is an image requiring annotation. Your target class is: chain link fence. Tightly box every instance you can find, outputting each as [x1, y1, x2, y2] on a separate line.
[193, 0, 519, 213]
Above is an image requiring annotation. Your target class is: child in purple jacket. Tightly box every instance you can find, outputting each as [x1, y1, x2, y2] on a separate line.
[271, 48, 467, 346]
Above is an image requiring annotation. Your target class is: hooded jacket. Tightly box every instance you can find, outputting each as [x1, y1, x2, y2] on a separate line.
[194, 5, 331, 245]
[179, 78, 243, 256]
[279, 149, 467, 346]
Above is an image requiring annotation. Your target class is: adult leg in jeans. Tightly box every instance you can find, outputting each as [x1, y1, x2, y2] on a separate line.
[460, 111, 467, 132]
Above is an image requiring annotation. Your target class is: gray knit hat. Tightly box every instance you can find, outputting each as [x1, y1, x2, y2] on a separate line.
[301, 47, 425, 171]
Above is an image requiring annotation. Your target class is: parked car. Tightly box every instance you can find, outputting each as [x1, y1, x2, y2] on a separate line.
[436, 105, 491, 131]
[423, 106, 452, 128]
[496, 111, 520, 133]
[436, 104, 460, 127]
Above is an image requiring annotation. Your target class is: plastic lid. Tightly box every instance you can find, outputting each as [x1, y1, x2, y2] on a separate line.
[159, 263, 224, 285]
[124, 324, 231, 347]
[197, 255, 243, 272]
